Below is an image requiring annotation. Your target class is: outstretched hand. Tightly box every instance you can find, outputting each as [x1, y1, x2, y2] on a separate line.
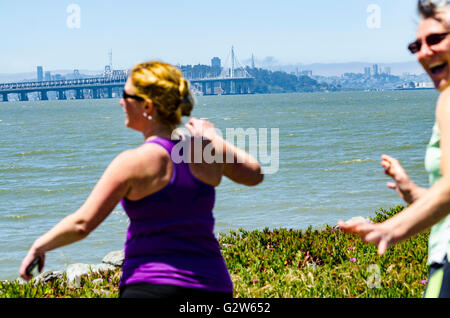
[337, 220, 395, 255]
[19, 249, 45, 281]
[381, 154, 415, 204]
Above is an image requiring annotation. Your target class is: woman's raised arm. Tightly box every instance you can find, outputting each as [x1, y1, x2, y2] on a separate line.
[185, 117, 264, 186]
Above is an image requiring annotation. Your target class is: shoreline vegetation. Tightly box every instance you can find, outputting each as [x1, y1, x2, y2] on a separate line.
[0, 205, 429, 298]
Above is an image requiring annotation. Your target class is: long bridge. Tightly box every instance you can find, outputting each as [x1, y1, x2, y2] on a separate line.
[0, 76, 125, 102]
[0, 47, 254, 102]
[0, 75, 254, 102]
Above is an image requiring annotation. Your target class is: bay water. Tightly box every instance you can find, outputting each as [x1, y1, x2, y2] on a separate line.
[0, 90, 439, 280]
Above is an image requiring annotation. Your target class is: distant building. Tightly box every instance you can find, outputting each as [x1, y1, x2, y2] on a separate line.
[103, 65, 112, 77]
[417, 81, 434, 88]
[211, 57, 221, 69]
[37, 66, 43, 82]
[300, 70, 313, 77]
[372, 64, 379, 76]
[180, 65, 193, 79]
[211, 57, 221, 77]
[112, 70, 128, 77]
[73, 69, 80, 79]
[384, 66, 391, 75]
[402, 72, 415, 81]
[44, 71, 51, 81]
[364, 67, 371, 77]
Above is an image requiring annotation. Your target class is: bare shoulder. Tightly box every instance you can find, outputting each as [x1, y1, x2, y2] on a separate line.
[110, 143, 169, 178]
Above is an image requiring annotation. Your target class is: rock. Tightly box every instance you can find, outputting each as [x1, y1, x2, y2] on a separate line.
[335, 216, 372, 230]
[66, 264, 90, 288]
[307, 262, 320, 270]
[14, 277, 28, 285]
[34, 270, 64, 284]
[346, 216, 371, 224]
[93, 289, 111, 297]
[66, 263, 116, 288]
[102, 250, 124, 267]
[7, 252, 122, 289]
[90, 263, 116, 272]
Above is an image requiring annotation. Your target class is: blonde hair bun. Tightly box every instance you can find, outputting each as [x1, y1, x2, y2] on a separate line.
[130, 61, 195, 130]
[178, 78, 194, 117]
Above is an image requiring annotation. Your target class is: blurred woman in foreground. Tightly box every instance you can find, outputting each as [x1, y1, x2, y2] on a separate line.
[340, 0, 450, 298]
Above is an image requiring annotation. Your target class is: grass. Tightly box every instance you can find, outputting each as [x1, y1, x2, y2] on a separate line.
[0, 205, 430, 298]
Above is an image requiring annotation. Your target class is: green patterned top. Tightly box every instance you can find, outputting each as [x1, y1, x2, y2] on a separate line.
[424, 122, 450, 265]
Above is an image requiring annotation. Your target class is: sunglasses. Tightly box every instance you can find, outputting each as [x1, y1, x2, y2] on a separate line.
[408, 32, 450, 54]
[122, 90, 145, 101]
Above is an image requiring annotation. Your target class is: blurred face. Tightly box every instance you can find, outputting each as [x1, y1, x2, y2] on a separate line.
[416, 16, 450, 91]
[120, 78, 148, 131]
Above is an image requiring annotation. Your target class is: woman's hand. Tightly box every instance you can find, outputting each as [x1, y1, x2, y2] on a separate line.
[19, 247, 45, 281]
[185, 117, 220, 142]
[381, 154, 424, 204]
[337, 220, 397, 255]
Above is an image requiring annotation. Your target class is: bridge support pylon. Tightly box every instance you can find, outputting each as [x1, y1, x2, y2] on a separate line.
[93, 88, 101, 99]
[1, 93, 7, 102]
[40, 91, 48, 101]
[57, 90, 66, 100]
[20, 92, 29, 102]
[76, 89, 84, 100]
[222, 81, 231, 95]
[202, 82, 207, 95]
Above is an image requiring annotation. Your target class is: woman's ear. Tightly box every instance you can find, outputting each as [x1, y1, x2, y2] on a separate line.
[145, 99, 153, 111]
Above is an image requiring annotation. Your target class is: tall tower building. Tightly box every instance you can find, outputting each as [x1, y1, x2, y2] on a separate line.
[108, 49, 113, 70]
[372, 64, 379, 76]
[211, 57, 221, 77]
[37, 66, 43, 82]
[211, 57, 221, 69]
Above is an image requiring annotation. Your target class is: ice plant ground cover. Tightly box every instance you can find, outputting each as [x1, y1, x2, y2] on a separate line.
[0, 206, 429, 298]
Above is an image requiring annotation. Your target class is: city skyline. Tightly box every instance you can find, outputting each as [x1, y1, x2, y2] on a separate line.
[0, 55, 430, 104]
[1, 1, 422, 74]
[0, 58, 424, 84]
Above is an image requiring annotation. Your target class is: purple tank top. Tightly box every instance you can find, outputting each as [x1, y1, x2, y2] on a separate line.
[119, 137, 233, 292]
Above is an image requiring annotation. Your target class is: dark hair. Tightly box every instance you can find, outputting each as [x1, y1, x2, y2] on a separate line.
[418, 0, 449, 19]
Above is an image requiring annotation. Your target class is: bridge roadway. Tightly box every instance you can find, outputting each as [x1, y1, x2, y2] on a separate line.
[0, 76, 254, 102]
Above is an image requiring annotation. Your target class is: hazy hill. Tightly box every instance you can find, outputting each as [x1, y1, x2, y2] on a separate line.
[261, 61, 424, 77]
[0, 61, 425, 83]
[0, 70, 102, 83]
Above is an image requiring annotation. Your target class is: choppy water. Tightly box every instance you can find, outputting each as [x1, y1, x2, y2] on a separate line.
[0, 90, 438, 280]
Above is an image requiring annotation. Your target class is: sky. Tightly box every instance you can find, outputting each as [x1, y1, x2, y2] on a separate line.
[0, 0, 421, 74]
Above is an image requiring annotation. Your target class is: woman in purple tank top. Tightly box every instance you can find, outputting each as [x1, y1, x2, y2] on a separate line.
[19, 61, 264, 298]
